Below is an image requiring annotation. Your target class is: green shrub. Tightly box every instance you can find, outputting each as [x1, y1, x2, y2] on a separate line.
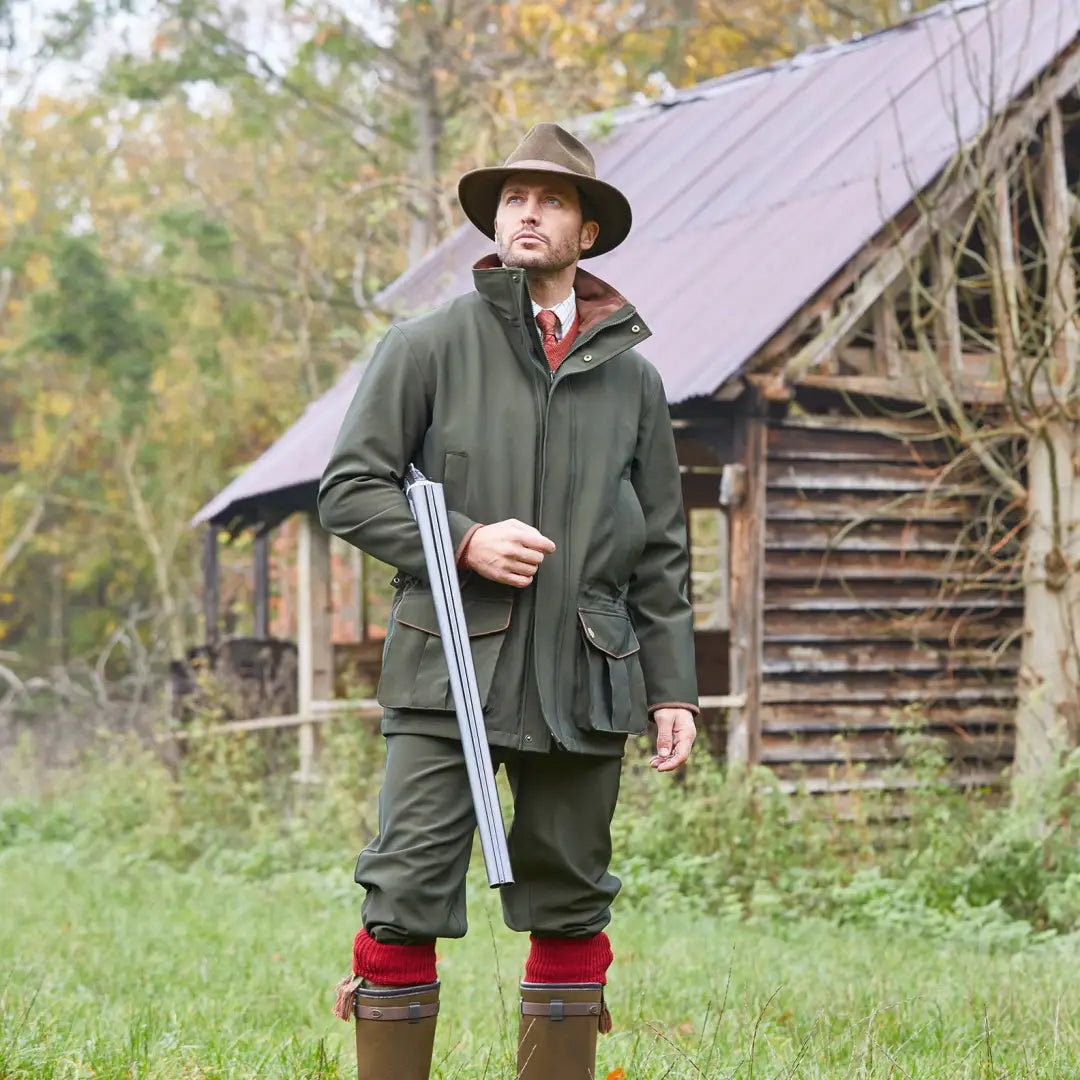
[9, 720, 1080, 943]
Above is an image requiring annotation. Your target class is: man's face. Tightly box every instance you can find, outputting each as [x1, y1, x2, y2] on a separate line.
[494, 172, 599, 271]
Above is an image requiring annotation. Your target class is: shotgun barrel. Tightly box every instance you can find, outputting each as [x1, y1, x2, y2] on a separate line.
[403, 465, 514, 888]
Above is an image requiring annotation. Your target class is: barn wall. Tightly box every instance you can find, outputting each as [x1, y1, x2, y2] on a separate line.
[759, 402, 1022, 790]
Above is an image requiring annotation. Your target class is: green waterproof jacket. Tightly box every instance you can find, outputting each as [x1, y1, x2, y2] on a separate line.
[318, 256, 699, 756]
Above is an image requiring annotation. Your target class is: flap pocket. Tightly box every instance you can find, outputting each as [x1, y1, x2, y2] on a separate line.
[377, 590, 514, 711]
[578, 607, 640, 659]
[396, 592, 513, 638]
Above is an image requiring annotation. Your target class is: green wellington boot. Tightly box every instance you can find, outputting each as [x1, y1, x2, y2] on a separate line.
[347, 980, 440, 1080]
[517, 981, 610, 1080]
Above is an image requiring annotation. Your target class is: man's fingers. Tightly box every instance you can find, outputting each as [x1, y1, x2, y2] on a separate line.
[653, 740, 692, 772]
[513, 525, 557, 554]
[653, 714, 674, 758]
[650, 710, 697, 773]
[503, 559, 540, 578]
[512, 546, 545, 567]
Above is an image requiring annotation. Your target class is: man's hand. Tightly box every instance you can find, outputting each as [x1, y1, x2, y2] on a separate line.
[463, 519, 556, 588]
[650, 708, 697, 772]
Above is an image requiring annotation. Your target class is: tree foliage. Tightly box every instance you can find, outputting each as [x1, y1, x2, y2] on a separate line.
[0, 0, 936, 673]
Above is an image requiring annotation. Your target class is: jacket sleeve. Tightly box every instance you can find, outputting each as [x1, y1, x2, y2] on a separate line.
[626, 367, 700, 714]
[318, 325, 479, 580]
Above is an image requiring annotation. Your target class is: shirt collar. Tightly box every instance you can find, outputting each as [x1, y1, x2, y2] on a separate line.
[531, 288, 577, 338]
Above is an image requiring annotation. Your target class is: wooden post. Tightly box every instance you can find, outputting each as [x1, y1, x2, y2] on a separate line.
[253, 531, 270, 640]
[203, 525, 220, 650]
[297, 512, 333, 782]
[872, 284, 903, 378]
[933, 232, 964, 385]
[49, 558, 66, 665]
[726, 417, 766, 766]
[1016, 102, 1080, 780]
[989, 174, 1020, 375]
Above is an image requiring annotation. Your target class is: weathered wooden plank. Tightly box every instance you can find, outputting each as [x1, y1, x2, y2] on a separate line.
[767, 424, 953, 465]
[838, 347, 998, 380]
[761, 703, 1015, 734]
[765, 520, 970, 553]
[764, 549, 1020, 582]
[762, 640, 1019, 676]
[933, 231, 965, 384]
[763, 609, 1016, 643]
[779, 372, 1015, 405]
[203, 525, 220, 649]
[760, 730, 1014, 765]
[765, 580, 1022, 611]
[872, 283, 903, 378]
[774, 413, 943, 437]
[773, 770, 1005, 794]
[763, 675, 1017, 705]
[767, 491, 979, 522]
[989, 175, 1019, 371]
[768, 460, 975, 493]
[297, 512, 333, 783]
[254, 532, 270, 641]
[726, 418, 766, 765]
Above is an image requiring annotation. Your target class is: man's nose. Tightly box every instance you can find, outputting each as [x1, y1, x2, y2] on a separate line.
[520, 199, 541, 224]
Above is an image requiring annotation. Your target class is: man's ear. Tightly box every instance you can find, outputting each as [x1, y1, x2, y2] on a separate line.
[579, 220, 600, 253]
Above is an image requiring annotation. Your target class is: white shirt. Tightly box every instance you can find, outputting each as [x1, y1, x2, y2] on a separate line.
[531, 288, 577, 341]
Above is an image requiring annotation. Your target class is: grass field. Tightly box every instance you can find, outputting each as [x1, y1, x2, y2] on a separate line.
[4, 839, 1080, 1079]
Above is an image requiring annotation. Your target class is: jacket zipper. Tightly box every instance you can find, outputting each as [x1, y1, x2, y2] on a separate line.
[537, 306, 637, 746]
[517, 308, 549, 749]
[517, 290, 639, 749]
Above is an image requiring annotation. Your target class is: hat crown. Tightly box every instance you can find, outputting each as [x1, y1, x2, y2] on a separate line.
[503, 123, 597, 180]
[456, 121, 631, 257]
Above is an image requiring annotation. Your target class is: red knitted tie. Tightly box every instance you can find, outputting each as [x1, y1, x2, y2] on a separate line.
[536, 309, 560, 371]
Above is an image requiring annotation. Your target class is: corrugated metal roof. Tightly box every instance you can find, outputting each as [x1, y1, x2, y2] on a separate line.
[194, 0, 1080, 529]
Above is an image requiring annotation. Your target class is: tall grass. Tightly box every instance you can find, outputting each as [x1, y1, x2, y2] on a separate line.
[5, 719, 1080, 1076]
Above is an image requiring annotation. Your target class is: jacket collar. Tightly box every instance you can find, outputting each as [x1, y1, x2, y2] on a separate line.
[471, 254, 644, 339]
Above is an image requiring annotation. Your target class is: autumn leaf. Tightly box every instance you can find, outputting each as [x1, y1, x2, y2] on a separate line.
[605, 1069, 626, 1080]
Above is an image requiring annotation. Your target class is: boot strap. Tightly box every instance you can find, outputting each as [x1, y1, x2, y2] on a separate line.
[355, 1000, 440, 1022]
[520, 1000, 603, 1021]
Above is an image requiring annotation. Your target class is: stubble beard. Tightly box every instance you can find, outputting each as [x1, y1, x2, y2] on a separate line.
[496, 229, 581, 274]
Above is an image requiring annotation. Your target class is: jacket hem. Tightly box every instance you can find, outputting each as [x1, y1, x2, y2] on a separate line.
[379, 710, 628, 757]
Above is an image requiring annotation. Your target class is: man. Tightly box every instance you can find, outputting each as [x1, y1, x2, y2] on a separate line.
[319, 122, 699, 1080]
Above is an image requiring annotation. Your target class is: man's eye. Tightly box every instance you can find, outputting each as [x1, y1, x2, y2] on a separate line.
[507, 195, 522, 204]
[545, 197, 561, 206]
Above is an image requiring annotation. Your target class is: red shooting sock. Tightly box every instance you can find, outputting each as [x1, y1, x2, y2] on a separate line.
[524, 931, 613, 985]
[352, 929, 438, 986]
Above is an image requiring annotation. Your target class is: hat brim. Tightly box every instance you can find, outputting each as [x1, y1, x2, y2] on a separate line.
[457, 162, 632, 258]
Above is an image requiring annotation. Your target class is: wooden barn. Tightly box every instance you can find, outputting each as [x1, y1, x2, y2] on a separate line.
[192, 0, 1080, 789]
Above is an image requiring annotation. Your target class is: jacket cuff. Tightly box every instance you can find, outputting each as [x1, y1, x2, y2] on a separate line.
[454, 523, 484, 569]
[648, 701, 700, 717]
[447, 510, 480, 556]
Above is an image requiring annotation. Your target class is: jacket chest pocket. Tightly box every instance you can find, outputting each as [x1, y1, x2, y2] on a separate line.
[377, 590, 513, 712]
[575, 605, 648, 735]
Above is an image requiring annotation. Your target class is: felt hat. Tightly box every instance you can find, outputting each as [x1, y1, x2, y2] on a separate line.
[457, 123, 631, 258]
